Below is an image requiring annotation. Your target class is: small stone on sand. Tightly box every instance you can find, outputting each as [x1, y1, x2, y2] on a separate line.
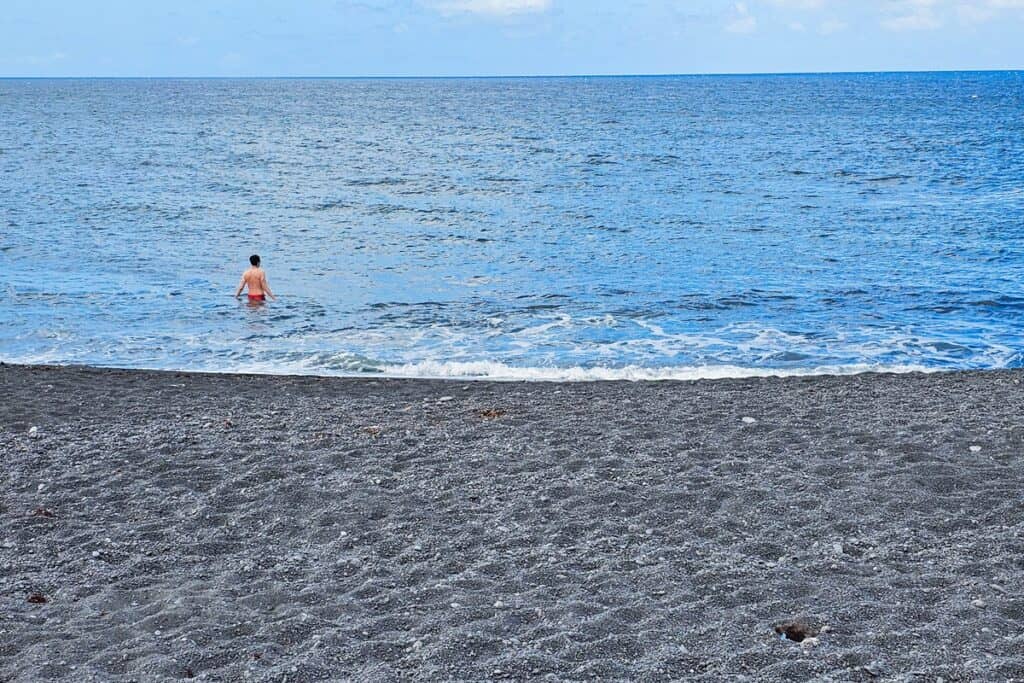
[969, 445, 981, 452]
[742, 416, 757, 424]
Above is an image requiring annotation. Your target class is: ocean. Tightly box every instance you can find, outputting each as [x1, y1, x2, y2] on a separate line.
[2, 73, 1023, 380]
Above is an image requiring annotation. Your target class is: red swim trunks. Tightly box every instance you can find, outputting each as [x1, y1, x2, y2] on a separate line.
[248, 294, 266, 301]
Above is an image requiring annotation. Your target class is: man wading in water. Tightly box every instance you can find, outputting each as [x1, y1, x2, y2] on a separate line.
[235, 254, 276, 302]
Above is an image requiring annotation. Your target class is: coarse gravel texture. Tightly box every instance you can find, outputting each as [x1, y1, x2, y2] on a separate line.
[1, 364, 1023, 682]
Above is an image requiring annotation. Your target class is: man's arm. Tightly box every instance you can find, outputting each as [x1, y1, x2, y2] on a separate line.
[234, 276, 246, 299]
[262, 273, 276, 300]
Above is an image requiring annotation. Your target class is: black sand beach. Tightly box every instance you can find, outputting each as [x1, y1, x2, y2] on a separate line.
[2, 364, 1023, 681]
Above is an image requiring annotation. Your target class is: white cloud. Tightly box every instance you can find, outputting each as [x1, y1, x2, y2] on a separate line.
[755, 0, 1024, 29]
[725, 2, 758, 33]
[881, 13, 942, 30]
[13, 51, 66, 65]
[881, 0, 943, 31]
[430, 0, 551, 15]
[818, 18, 848, 33]
[956, 3, 996, 22]
[768, 0, 825, 8]
[877, 0, 1024, 29]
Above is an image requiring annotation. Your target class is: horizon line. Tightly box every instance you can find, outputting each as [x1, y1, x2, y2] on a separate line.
[1, 68, 1022, 80]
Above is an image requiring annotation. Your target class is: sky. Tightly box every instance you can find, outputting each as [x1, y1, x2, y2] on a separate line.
[2, 0, 1023, 77]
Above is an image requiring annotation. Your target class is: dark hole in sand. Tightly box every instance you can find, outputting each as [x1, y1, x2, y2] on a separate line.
[774, 620, 819, 643]
[27, 593, 47, 604]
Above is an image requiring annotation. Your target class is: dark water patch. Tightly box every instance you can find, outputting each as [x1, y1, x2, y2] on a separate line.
[864, 174, 914, 183]
[906, 305, 962, 314]
[969, 296, 1024, 310]
[314, 200, 353, 211]
[717, 297, 758, 308]
[927, 341, 970, 353]
[346, 177, 408, 187]
[765, 351, 813, 362]
[583, 154, 618, 165]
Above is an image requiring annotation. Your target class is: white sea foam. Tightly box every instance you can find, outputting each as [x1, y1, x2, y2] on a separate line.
[374, 360, 936, 382]
[0, 350, 942, 382]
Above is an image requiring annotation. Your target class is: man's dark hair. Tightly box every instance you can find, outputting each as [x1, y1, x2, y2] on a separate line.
[250, 254, 260, 266]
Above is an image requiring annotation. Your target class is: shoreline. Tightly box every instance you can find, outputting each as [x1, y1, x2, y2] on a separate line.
[0, 360, 947, 384]
[3, 363, 1023, 680]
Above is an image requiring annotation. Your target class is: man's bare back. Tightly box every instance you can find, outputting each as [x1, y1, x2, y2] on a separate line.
[235, 255, 276, 301]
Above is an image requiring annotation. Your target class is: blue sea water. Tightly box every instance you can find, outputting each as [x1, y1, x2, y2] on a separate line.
[2, 73, 1023, 380]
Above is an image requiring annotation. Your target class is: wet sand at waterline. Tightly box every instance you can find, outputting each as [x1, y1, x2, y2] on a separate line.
[2, 364, 1023, 681]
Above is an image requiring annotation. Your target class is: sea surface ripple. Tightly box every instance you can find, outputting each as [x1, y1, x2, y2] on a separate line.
[2, 73, 1023, 380]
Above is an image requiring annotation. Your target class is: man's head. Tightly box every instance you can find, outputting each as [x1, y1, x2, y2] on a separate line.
[249, 254, 260, 267]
